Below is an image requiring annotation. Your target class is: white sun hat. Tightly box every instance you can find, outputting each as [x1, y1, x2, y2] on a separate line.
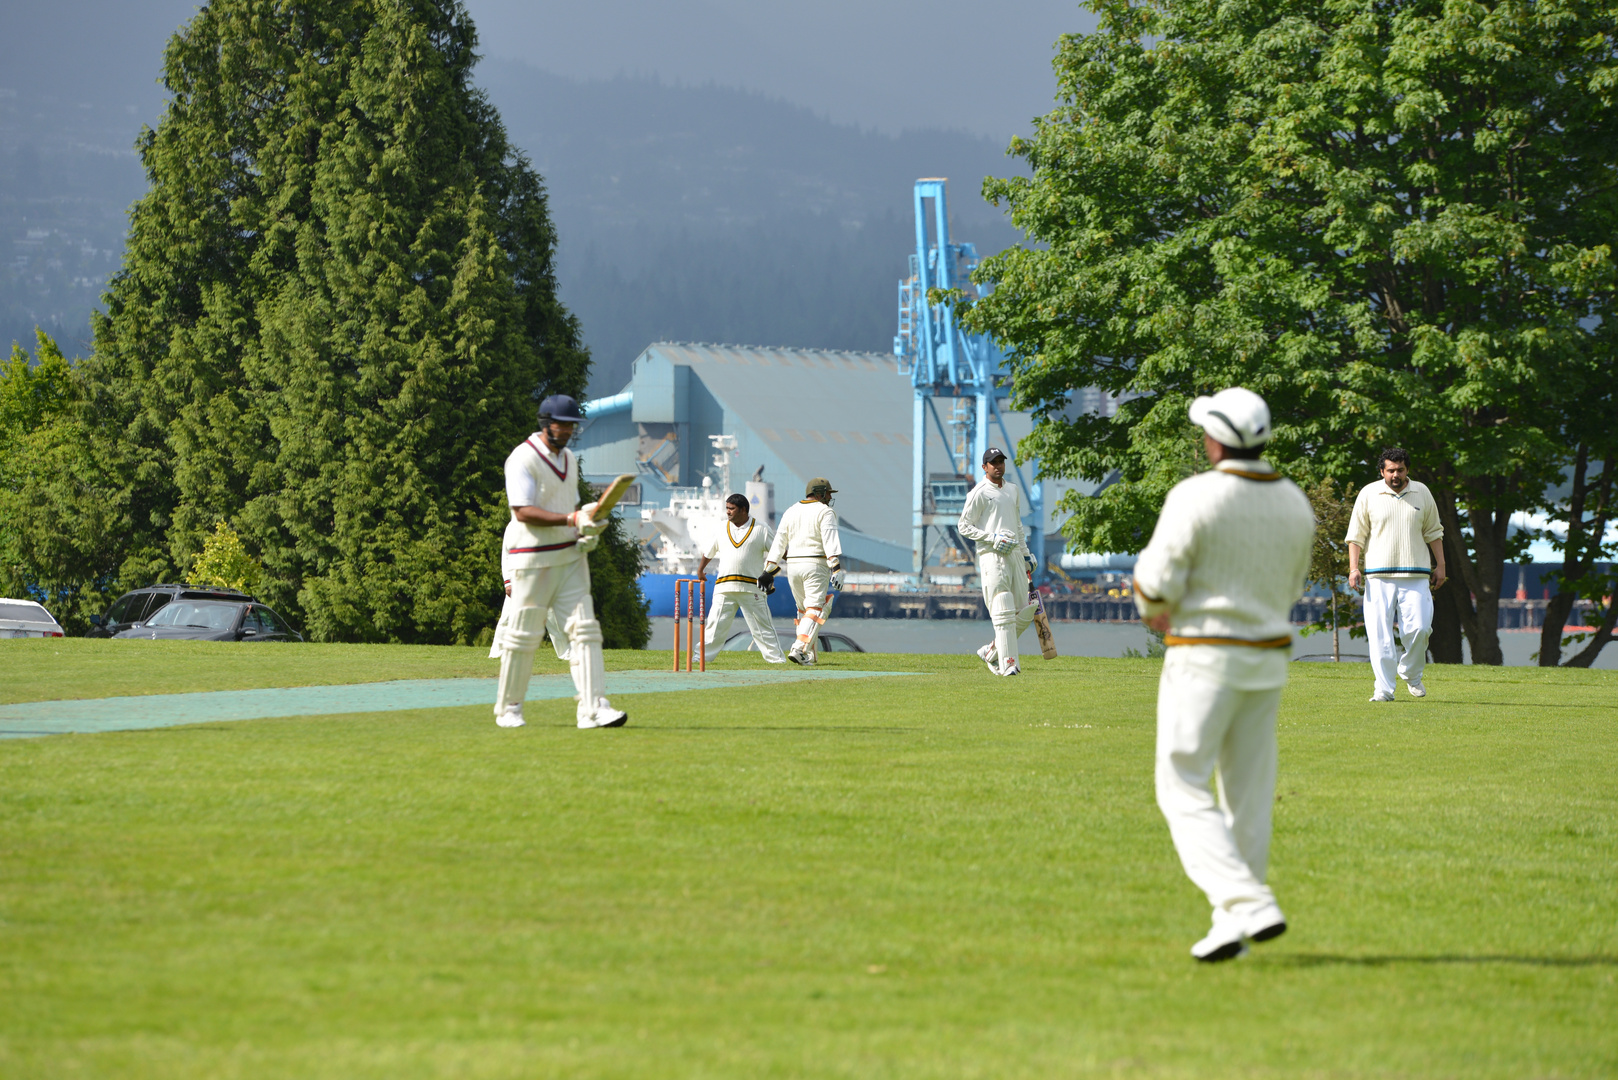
[1188, 387, 1273, 449]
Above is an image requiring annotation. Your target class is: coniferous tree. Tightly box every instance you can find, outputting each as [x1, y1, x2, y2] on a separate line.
[82, 0, 602, 643]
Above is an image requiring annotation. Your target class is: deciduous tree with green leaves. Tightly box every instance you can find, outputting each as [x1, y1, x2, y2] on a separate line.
[34, 0, 642, 644]
[965, 0, 1617, 666]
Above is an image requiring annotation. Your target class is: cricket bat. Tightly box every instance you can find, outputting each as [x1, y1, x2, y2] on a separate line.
[1031, 587, 1058, 660]
[590, 473, 637, 517]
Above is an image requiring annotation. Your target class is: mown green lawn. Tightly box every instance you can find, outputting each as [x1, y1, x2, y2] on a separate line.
[1, 639, 1614, 1078]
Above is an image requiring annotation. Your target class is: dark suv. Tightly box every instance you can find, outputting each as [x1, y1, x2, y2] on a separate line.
[87, 584, 257, 638]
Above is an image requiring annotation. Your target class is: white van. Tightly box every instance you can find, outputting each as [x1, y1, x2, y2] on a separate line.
[0, 598, 66, 638]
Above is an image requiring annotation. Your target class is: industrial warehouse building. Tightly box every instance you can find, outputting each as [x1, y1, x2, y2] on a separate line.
[574, 341, 1108, 576]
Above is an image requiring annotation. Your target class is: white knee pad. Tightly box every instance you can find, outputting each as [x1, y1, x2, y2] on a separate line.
[1016, 601, 1038, 634]
[989, 592, 1018, 628]
[566, 614, 603, 646]
[495, 605, 548, 651]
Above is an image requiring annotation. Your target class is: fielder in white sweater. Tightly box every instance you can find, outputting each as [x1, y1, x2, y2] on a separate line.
[1133, 387, 1315, 962]
[957, 445, 1038, 675]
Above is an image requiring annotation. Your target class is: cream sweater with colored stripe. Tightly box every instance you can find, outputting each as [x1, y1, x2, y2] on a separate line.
[1345, 479, 1443, 579]
[1133, 460, 1316, 643]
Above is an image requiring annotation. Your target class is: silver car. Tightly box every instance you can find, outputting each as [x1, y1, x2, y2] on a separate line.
[0, 597, 66, 638]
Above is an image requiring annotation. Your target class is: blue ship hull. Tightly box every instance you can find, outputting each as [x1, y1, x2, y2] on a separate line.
[638, 573, 800, 619]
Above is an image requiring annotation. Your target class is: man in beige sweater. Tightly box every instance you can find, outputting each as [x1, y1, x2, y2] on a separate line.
[1346, 448, 1446, 701]
[1134, 387, 1316, 962]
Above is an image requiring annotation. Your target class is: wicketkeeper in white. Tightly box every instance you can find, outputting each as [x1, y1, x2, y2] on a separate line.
[490, 394, 627, 730]
[958, 445, 1040, 676]
[696, 493, 786, 662]
[762, 477, 843, 666]
[1346, 447, 1446, 702]
[1133, 387, 1315, 962]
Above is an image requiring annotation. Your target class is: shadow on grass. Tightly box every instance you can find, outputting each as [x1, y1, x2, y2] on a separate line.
[1278, 954, 1618, 968]
[1449, 701, 1618, 710]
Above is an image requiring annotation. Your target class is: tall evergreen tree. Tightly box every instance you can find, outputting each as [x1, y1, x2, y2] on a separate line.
[83, 0, 598, 643]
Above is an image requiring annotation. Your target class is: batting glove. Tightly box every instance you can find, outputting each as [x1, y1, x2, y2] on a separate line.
[829, 567, 846, 591]
[577, 532, 601, 553]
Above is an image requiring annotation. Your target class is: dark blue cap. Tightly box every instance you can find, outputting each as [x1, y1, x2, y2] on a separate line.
[982, 446, 1007, 464]
[538, 394, 585, 423]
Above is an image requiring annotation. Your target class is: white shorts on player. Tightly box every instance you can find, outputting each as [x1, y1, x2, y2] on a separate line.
[1363, 576, 1432, 698]
[704, 588, 785, 661]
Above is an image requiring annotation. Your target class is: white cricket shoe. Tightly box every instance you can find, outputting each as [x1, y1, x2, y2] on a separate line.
[976, 642, 999, 674]
[1407, 678, 1427, 698]
[787, 642, 807, 665]
[578, 698, 628, 729]
[495, 705, 525, 728]
[1241, 902, 1287, 944]
[1000, 658, 1022, 677]
[1190, 926, 1248, 963]
[1369, 691, 1394, 702]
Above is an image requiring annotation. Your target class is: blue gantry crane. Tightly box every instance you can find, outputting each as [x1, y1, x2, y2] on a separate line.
[894, 178, 1044, 579]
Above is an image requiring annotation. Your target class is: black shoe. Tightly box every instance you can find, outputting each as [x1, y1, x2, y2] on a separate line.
[1194, 940, 1248, 963]
[1250, 920, 1287, 943]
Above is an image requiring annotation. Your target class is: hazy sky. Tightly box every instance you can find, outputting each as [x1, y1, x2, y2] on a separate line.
[2, 0, 1096, 138]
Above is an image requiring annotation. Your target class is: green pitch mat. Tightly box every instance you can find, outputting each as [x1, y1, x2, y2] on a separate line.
[0, 639, 1614, 1078]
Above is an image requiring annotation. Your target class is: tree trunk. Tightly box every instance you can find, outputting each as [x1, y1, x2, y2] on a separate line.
[1537, 589, 1578, 666]
[1429, 571, 1465, 662]
[1432, 484, 1508, 666]
[1540, 447, 1592, 667]
[1564, 595, 1617, 668]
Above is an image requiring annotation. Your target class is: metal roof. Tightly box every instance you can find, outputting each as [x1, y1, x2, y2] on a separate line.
[636, 342, 919, 545]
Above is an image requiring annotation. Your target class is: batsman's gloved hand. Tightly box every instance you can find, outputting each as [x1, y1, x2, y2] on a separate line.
[1024, 552, 1038, 576]
[577, 532, 601, 553]
[991, 530, 1016, 555]
[758, 568, 777, 594]
[829, 566, 845, 591]
[570, 502, 609, 536]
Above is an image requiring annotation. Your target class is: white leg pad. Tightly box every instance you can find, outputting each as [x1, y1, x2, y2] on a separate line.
[566, 611, 605, 724]
[496, 647, 536, 715]
[989, 591, 1019, 668]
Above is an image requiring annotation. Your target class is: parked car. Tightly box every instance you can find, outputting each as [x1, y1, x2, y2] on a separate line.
[722, 630, 864, 653]
[0, 597, 65, 638]
[112, 599, 303, 642]
[87, 584, 256, 638]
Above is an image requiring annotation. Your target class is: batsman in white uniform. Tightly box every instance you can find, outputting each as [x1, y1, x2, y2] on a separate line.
[1133, 387, 1314, 961]
[697, 493, 786, 662]
[958, 446, 1040, 676]
[490, 394, 627, 730]
[762, 477, 843, 666]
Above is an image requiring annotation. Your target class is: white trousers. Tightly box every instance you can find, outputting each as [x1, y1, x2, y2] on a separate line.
[977, 550, 1037, 667]
[1364, 576, 1432, 695]
[492, 558, 604, 724]
[1156, 652, 1283, 925]
[704, 588, 786, 662]
[786, 559, 830, 658]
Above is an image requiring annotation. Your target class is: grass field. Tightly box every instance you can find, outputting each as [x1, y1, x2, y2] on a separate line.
[2, 639, 1615, 1078]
